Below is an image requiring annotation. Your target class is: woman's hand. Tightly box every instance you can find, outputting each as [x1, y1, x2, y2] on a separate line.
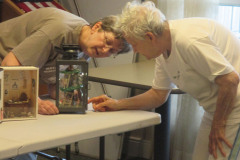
[88, 95, 120, 112]
[209, 124, 232, 159]
[38, 97, 59, 115]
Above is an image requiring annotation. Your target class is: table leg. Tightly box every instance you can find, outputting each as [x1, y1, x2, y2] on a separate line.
[100, 136, 105, 160]
[66, 145, 71, 160]
[154, 97, 171, 160]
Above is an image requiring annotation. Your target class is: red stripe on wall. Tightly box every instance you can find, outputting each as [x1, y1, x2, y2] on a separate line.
[30, 2, 40, 9]
[51, 1, 65, 10]
[15, 2, 32, 12]
[40, 2, 49, 7]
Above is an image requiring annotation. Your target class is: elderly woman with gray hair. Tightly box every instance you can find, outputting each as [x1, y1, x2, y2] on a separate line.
[89, 1, 240, 159]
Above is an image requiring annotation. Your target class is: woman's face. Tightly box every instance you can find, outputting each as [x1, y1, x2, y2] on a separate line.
[125, 36, 161, 59]
[125, 32, 168, 59]
[82, 23, 123, 58]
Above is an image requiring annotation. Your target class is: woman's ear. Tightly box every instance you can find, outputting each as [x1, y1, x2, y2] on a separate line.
[145, 32, 155, 42]
[91, 22, 103, 33]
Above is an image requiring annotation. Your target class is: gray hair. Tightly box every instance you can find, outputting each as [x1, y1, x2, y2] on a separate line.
[118, 1, 166, 40]
[91, 16, 131, 54]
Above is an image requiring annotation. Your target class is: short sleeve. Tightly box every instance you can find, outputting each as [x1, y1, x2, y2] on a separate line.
[152, 57, 175, 90]
[12, 30, 52, 68]
[185, 37, 234, 82]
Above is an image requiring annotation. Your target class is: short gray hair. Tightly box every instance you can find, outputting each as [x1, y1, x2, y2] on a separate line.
[91, 15, 131, 54]
[118, 1, 166, 40]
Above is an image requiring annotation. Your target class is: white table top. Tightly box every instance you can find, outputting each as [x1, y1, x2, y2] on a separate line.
[89, 60, 183, 94]
[0, 110, 160, 159]
[89, 60, 155, 90]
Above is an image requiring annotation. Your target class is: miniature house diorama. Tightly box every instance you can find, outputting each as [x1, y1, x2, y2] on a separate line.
[0, 66, 38, 121]
[55, 45, 88, 114]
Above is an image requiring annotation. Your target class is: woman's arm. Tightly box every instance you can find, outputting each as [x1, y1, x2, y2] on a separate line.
[88, 88, 171, 112]
[209, 71, 239, 158]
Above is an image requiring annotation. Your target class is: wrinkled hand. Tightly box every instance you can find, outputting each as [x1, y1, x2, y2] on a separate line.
[38, 98, 59, 115]
[88, 95, 119, 112]
[209, 125, 232, 159]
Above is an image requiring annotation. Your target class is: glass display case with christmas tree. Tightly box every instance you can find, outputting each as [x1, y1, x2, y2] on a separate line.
[56, 45, 88, 113]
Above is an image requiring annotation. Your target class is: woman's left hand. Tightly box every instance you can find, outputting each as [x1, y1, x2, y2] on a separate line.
[209, 124, 232, 159]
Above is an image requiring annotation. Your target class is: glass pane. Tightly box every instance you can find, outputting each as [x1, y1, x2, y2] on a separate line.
[3, 70, 37, 119]
[58, 65, 84, 108]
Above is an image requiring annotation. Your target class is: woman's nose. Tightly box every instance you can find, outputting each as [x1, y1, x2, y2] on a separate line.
[102, 46, 111, 53]
[101, 47, 112, 56]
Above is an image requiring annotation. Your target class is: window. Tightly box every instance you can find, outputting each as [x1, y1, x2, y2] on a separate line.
[218, 0, 240, 38]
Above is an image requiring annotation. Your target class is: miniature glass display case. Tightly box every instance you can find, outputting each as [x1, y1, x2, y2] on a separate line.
[0, 66, 38, 121]
[56, 45, 88, 113]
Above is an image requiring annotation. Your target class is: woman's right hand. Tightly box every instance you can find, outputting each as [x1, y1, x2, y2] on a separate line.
[88, 95, 120, 112]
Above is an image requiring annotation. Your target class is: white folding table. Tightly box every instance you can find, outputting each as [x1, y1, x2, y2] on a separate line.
[88, 60, 183, 160]
[0, 110, 160, 159]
